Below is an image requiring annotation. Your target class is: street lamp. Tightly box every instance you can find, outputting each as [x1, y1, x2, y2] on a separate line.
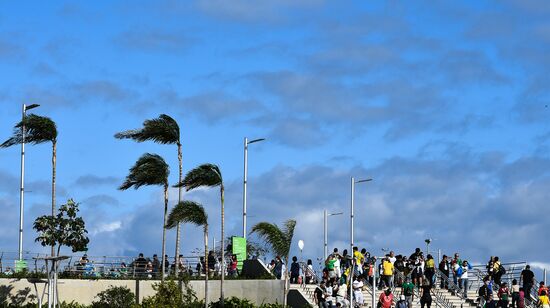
[18, 103, 40, 261]
[242, 137, 265, 239]
[349, 177, 372, 308]
[323, 210, 343, 260]
[425, 238, 432, 255]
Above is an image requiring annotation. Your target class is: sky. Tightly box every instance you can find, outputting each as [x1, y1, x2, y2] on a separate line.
[0, 1, 549, 273]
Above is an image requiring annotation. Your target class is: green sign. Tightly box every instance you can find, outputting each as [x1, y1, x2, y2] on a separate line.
[232, 236, 247, 271]
[15, 260, 27, 273]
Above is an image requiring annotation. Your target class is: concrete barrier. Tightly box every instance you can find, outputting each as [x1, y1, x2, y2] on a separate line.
[0, 278, 284, 305]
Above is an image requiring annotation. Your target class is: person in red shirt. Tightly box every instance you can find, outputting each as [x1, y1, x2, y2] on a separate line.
[379, 288, 394, 308]
[539, 282, 549, 296]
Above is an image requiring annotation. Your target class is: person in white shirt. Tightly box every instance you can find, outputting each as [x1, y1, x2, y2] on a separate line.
[353, 277, 365, 306]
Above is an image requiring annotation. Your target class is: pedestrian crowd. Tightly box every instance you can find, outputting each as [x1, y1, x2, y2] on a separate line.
[297, 247, 543, 308]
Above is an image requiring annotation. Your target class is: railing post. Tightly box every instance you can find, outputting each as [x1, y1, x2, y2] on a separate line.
[544, 268, 547, 284]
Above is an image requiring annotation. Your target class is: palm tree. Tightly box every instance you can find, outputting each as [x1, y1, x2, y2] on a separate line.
[174, 163, 226, 305]
[250, 219, 297, 307]
[119, 153, 170, 282]
[166, 200, 209, 307]
[114, 114, 185, 263]
[1, 114, 58, 256]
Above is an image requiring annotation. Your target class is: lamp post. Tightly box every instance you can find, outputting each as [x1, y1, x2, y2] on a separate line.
[18, 103, 40, 261]
[425, 238, 432, 255]
[242, 137, 265, 239]
[349, 177, 372, 308]
[323, 210, 343, 260]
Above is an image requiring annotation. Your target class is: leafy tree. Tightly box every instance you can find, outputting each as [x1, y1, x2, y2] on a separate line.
[250, 220, 297, 307]
[175, 163, 226, 305]
[33, 199, 89, 256]
[119, 153, 169, 281]
[141, 279, 202, 308]
[114, 114, 184, 261]
[2, 114, 58, 256]
[91, 285, 136, 308]
[166, 200, 210, 306]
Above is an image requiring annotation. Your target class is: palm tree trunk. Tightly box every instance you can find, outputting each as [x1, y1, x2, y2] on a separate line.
[204, 225, 209, 308]
[220, 184, 225, 307]
[51, 140, 56, 256]
[161, 184, 168, 283]
[175, 143, 182, 265]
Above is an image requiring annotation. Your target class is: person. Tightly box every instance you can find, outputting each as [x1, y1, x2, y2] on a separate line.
[425, 254, 435, 288]
[163, 254, 170, 275]
[274, 256, 284, 279]
[152, 254, 160, 276]
[306, 259, 314, 284]
[487, 256, 496, 280]
[486, 294, 497, 308]
[479, 277, 492, 307]
[439, 255, 450, 289]
[336, 280, 349, 307]
[228, 254, 238, 278]
[315, 281, 328, 308]
[539, 290, 550, 308]
[176, 254, 185, 275]
[518, 287, 525, 308]
[145, 261, 153, 278]
[494, 256, 504, 286]
[451, 253, 462, 285]
[402, 277, 415, 308]
[459, 260, 472, 298]
[325, 280, 335, 308]
[196, 257, 204, 276]
[411, 255, 424, 287]
[134, 253, 147, 276]
[396, 295, 409, 308]
[341, 249, 351, 271]
[498, 282, 510, 308]
[332, 248, 342, 279]
[538, 282, 549, 296]
[394, 255, 405, 286]
[420, 281, 432, 308]
[207, 251, 216, 277]
[379, 288, 394, 308]
[326, 254, 337, 280]
[290, 256, 300, 284]
[382, 255, 394, 289]
[511, 279, 520, 308]
[521, 265, 534, 303]
[119, 262, 128, 277]
[353, 247, 365, 276]
[353, 277, 365, 306]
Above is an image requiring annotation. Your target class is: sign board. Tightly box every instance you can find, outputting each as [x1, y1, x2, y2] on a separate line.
[232, 236, 247, 271]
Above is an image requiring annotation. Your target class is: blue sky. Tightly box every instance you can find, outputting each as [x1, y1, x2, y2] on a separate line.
[1, 0, 549, 271]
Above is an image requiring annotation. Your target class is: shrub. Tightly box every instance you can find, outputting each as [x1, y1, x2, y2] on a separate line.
[209, 296, 255, 308]
[91, 285, 136, 308]
[141, 279, 202, 308]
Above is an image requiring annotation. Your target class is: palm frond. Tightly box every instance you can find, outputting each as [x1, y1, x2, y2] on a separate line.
[250, 220, 296, 258]
[1, 114, 57, 148]
[114, 114, 180, 145]
[166, 200, 208, 229]
[119, 153, 169, 190]
[174, 163, 222, 191]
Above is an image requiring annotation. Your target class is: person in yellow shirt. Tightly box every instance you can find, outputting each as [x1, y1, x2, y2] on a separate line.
[539, 290, 550, 308]
[382, 256, 394, 288]
[353, 247, 364, 275]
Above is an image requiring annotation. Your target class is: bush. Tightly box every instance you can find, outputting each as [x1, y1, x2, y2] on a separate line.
[91, 285, 136, 308]
[141, 279, 202, 308]
[209, 296, 256, 308]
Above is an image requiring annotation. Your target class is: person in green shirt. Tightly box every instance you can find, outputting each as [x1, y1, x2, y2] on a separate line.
[402, 277, 415, 308]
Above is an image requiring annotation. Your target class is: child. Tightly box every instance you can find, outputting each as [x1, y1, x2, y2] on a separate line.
[511, 279, 520, 308]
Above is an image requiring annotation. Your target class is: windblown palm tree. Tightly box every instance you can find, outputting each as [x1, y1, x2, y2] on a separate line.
[251, 219, 297, 307]
[119, 153, 170, 282]
[114, 114, 185, 262]
[1, 114, 58, 256]
[166, 201, 209, 306]
[174, 163, 226, 305]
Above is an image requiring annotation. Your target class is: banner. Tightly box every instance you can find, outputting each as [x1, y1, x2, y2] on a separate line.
[232, 236, 247, 271]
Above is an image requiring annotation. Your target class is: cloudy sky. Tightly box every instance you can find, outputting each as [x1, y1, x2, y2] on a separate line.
[0, 1, 549, 271]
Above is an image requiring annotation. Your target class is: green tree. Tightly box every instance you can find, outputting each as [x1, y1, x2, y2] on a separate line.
[250, 219, 297, 307]
[175, 163, 226, 305]
[91, 285, 136, 308]
[114, 114, 184, 262]
[33, 199, 89, 256]
[166, 200, 209, 306]
[2, 114, 58, 256]
[119, 153, 170, 282]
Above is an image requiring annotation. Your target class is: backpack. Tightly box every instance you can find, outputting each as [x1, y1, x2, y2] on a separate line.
[498, 264, 506, 275]
[457, 266, 464, 276]
[397, 300, 408, 308]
